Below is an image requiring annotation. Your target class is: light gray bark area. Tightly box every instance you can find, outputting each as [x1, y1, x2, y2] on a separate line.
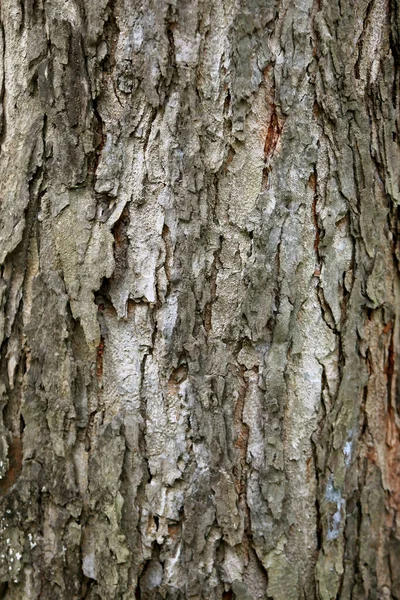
[0, 0, 398, 598]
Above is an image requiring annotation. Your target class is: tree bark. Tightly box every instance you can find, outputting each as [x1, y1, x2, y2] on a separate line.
[0, 0, 398, 598]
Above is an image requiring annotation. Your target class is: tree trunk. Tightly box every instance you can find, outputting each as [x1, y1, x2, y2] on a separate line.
[0, 0, 398, 598]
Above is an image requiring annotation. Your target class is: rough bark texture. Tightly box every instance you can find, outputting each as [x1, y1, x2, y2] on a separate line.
[0, 0, 398, 598]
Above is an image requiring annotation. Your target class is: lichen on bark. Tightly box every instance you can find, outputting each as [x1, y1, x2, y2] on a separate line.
[0, 0, 398, 598]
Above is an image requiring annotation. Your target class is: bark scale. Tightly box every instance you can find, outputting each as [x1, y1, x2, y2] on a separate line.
[0, 0, 398, 599]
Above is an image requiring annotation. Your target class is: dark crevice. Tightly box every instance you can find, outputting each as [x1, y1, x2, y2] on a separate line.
[354, 0, 374, 80]
[203, 235, 223, 334]
[78, 575, 96, 600]
[111, 205, 130, 281]
[0, 581, 9, 598]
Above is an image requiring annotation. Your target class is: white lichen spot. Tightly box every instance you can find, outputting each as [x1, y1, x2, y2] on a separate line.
[132, 24, 144, 52]
[343, 429, 355, 467]
[343, 441, 352, 466]
[325, 476, 345, 541]
[82, 553, 96, 580]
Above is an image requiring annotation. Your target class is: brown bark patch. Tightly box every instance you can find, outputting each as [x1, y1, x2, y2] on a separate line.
[386, 329, 400, 512]
[0, 436, 23, 497]
[383, 321, 393, 335]
[385, 411, 400, 511]
[221, 147, 235, 174]
[262, 106, 283, 190]
[168, 364, 188, 394]
[264, 106, 282, 162]
[96, 337, 105, 379]
[162, 224, 173, 284]
[167, 523, 180, 540]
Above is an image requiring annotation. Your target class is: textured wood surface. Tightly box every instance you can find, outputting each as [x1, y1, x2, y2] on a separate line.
[0, 0, 398, 598]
